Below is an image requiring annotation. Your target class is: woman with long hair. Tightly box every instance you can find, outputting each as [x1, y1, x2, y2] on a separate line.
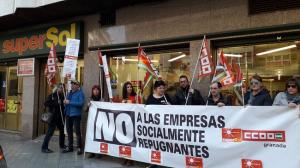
[122, 81, 141, 104]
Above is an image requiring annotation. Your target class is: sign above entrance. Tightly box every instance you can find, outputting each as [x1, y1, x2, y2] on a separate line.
[17, 58, 35, 76]
[0, 22, 82, 59]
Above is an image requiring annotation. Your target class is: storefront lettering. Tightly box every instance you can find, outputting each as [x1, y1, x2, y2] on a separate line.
[2, 23, 77, 56]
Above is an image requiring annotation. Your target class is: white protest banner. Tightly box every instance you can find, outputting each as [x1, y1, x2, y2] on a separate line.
[102, 55, 113, 99]
[85, 102, 300, 168]
[63, 38, 80, 79]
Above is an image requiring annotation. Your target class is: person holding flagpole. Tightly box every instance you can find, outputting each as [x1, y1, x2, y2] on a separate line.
[63, 80, 85, 155]
[173, 75, 205, 105]
[146, 80, 172, 105]
[41, 83, 65, 153]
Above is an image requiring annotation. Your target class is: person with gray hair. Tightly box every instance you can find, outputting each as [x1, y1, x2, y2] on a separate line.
[273, 78, 300, 107]
[41, 83, 65, 153]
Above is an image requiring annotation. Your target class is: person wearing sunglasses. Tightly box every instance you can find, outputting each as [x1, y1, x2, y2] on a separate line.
[273, 78, 300, 107]
[207, 82, 231, 106]
[244, 74, 273, 106]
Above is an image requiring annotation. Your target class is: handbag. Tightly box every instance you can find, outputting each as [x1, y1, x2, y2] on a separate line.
[40, 107, 53, 123]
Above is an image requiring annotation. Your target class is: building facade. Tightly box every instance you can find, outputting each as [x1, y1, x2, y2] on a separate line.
[1, 0, 300, 138]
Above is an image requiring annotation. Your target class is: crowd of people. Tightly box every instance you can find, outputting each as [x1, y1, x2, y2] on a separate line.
[40, 74, 300, 167]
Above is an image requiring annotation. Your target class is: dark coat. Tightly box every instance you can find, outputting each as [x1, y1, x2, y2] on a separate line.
[173, 87, 205, 105]
[244, 89, 273, 106]
[44, 92, 65, 127]
[207, 93, 231, 106]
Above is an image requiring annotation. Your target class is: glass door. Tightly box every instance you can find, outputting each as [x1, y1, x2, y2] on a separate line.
[0, 67, 7, 129]
[5, 67, 22, 131]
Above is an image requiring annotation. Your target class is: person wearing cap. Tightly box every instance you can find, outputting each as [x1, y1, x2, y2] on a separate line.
[273, 78, 300, 107]
[63, 80, 85, 155]
[244, 74, 272, 106]
[146, 80, 172, 105]
[173, 75, 205, 105]
[207, 81, 231, 106]
[41, 83, 65, 153]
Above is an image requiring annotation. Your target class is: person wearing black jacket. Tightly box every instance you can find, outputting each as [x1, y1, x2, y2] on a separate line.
[41, 84, 65, 153]
[244, 74, 272, 106]
[173, 75, 205, 105]
[146, 80, 172, 105]
[207, 82, 231, 106]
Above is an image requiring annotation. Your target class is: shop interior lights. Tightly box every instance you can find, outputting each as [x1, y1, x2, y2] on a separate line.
[256, 44, 297, 56]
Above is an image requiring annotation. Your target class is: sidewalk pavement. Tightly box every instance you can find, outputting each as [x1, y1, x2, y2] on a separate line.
[0, 132, 146, 168]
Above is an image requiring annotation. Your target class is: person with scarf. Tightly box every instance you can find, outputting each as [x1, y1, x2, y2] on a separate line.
[273, 78, 300, 107]
[146, 80, 172, 105]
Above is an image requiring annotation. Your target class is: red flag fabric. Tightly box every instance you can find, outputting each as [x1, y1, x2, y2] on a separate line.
[213, 51, 234, 86]
[232, 59, 243, 85]
[151, 150, 161, 164]
[198, 39, 214, 77]
[98, 50, 103, 66]
[241, 159, 263, 168]
[185, 156, 203, 168]
[100, 143, 108, 154]
[119, 146, 131, 158]
[45, 43, 57, 86]
[138, 47, 159, 88]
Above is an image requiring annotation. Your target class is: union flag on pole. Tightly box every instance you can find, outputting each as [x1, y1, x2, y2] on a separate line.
[138, 47, 159, 89]
[241, 159, 263, 168]
[45, 43, 57, 86]
[198, 38, 214, 77]
[232, 59, 243, 86]
[185, 156, 203, 168]
[212, 51, 234, 86]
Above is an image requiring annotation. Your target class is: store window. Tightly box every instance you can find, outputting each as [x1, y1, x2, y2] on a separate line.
[109, 50, 191, 103]
[219, 40, 300, 103]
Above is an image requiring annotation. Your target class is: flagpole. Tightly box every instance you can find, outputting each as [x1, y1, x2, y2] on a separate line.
[238, 57, 245, 107]
[98, 50, 104, 101]
[137, 43, 141, 104]
[185, 35, 206, 106]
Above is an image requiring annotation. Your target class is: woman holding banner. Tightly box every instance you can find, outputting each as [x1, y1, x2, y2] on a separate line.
[273, 78, 300, 107]
[121, 81, 140, 166]
[86, 85, 101, 158]
[244, 74, 272, 106]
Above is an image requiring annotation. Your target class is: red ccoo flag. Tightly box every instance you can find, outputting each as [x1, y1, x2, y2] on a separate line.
[198, 38, 214, 77]
[185, 156, 203, 168]
[241, 159, 263, 168]
[100, 143, 108, 154]
[45, 43, 57, 87]
[151, 150, 161, 164]
[119, 146, 131, 158]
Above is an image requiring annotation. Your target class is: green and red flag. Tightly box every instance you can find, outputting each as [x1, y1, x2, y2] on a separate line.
[212, 51, 234, 86]
[138, 47, 159, 89]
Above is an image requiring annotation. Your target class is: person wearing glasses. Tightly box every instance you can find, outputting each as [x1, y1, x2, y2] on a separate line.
[273, 78, 300, 107]
[207, 82, 231, 106]
[146, 80, 172, 105]
[173, 75, 205, 105]
[244, 74, 272, 106]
